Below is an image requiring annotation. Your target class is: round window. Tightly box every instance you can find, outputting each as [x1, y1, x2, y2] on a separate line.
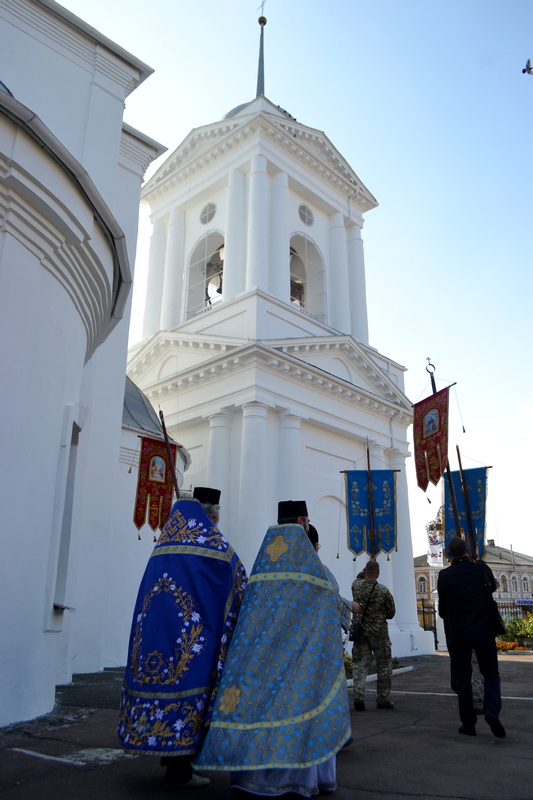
[298, 204, 314, 226]
[200, 203, 216, 224]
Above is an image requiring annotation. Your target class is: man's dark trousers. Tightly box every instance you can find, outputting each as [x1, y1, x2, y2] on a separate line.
[448, 639, 501, 728]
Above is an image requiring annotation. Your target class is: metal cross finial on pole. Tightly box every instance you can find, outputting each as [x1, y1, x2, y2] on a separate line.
[426, 358, 437, 393]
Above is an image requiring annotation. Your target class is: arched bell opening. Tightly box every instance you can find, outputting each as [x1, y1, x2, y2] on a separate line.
[289, 233, 326, 322]
[186, 231, 225, 318]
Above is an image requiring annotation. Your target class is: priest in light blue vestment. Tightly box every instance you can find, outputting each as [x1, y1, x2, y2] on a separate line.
[118, 490, 247, 787]
[193, 501, 352, 797]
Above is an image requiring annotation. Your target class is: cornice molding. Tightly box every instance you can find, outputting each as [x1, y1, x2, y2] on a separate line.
[0, 94, 132, 360]
[271, 338, 407, 409]
[128, 331, 243, 376]
[142, 111, 377, 213]
[18, 0, 153, 90]
[128, 338, 412, 425]
[120, 125, 167, 178]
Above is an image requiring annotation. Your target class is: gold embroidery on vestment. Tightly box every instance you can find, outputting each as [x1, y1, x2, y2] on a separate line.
[219, 685, 242, 714]
[266, 535, 289, 562]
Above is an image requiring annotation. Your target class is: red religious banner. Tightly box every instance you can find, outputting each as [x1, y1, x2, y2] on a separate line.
[134, 436, 177, 531]
[413, 387, 449, 492]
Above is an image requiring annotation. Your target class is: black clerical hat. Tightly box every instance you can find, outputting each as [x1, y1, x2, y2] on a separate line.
[193, 487, 221, 505]
[277, 500, 308, 519]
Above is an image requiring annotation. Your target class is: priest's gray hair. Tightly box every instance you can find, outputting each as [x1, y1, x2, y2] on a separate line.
[201, 503, 220, 523]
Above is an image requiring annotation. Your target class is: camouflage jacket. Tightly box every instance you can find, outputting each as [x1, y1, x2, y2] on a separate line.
[351, 575, 395, 640]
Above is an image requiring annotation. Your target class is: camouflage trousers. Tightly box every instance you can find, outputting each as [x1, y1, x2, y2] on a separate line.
[352, 637, 392, 703]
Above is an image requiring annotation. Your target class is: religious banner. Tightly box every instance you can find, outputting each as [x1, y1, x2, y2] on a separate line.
[413, 387, 449, 491]
[426, 516, 443, 566]
[443, 467, 488, 560]
[134, 436, 177, 531]
[345, 470, 397, 557]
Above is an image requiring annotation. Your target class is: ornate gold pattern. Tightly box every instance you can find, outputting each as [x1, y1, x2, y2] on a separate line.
[131, 576, 204, 686]
[249, 572, 332, 590]
[218, 685, 242, 714]
[211, 667, 345, 730]
[266, 535, 289, 562]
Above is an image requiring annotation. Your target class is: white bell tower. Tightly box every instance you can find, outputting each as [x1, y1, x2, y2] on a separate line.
[139, 89, 373, 345]
[129, 17, 434, 657]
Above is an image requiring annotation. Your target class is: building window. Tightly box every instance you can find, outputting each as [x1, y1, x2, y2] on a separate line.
[511, 576, 518, 593]
[522, 576, 529, 593]
[289, 234, 325, 320]
[500, 575, 508, 593]
[200, 203, 216, 224]
[418, 576, 427, 594]
[298, 204, 314, 226]
[187, 231, 224, 317]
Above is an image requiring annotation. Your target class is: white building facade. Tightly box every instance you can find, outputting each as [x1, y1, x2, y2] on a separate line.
[129, 94, 434, 657]
[0, 0, 180, 726]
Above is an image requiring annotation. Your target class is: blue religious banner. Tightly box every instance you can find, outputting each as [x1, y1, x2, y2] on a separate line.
[345, 470, 397, 557]
[444, 467, 488, 560]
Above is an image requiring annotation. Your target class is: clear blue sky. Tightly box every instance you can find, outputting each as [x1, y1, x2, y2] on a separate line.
[61, 0, 533, 559]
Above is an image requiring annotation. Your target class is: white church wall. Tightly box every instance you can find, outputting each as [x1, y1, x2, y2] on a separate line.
[0, 0, 162, 725]
[0, 135, 110, 725]
[366, 348, 406, 393]
[0, 1, 147, 202]
[176, 291, 331, 341]
[103, 429, 171, 667]
[288, 191, 331, 253]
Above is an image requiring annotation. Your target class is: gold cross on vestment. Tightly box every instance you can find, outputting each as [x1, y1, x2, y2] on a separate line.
[266, 535, 289, 562]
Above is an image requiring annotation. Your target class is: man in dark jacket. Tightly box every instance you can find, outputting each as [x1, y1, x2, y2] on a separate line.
[437, 536, 505, 738]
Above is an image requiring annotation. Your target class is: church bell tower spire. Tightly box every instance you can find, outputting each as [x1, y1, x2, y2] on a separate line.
[256, 14, 266, 97]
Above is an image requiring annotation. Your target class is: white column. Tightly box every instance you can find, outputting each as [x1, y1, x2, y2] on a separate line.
[388, 448, 421, 629]
[346, 223, 369, 345]
[238, 403, 269, 569]
[327, 212, 350, 333]
[206, 412, 233, 518]
[277, 412, 302, 500]
[142, 218, 167, 340]
[222, 170, 245, 302]
[246, 155, 268, 292]
[160, 208, 185, 330]
[270, 172, 290, 301]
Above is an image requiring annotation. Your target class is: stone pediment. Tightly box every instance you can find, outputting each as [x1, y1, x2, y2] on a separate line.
[127, 331, 246, 385]
[128, 331, 411, 423]
[142, 97, 377, 212]
[268, 117, 376, 207]
[267, 336, 410, 412]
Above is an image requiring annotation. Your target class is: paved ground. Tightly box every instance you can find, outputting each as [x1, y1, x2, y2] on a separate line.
[1, 652, 532, 800]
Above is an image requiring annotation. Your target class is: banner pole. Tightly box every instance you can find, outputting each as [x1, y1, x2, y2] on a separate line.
[456, 445, 478, 560]
[159, 410, 180, 502]
[366, 445, 376, 558]
[426, 361, 462, 540]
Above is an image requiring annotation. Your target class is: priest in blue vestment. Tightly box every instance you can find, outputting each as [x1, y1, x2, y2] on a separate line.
[193, 500, 353, 797]
[118, 488, 247, 788]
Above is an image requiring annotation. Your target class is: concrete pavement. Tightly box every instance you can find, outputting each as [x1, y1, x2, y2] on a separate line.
[1, 652, 532, 800]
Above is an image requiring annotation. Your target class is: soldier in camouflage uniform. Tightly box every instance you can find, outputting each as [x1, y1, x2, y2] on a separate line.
[351, 559, 396, 710]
